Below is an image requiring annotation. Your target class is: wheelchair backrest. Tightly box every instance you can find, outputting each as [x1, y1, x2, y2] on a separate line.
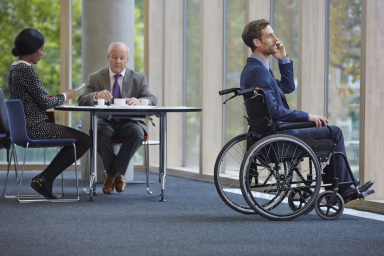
[244, 88, 273, 136]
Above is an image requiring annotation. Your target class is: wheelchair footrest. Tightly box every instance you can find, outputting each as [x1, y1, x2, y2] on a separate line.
[360, 189, 375, 199]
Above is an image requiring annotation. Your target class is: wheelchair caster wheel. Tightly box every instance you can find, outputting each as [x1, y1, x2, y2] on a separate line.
[315, 191, 344, 220]
[287, 188, 315, 214]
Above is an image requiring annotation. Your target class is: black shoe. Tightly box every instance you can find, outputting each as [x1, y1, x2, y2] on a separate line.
[355, 178, 360, 186]
[340, 185, 358, 204]
[31, 176, 57, 199]
[358, 180, 374, 193]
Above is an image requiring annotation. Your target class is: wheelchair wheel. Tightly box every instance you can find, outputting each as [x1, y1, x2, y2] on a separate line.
[214, 133, 255, 214]
[315, 191, 344, 220]
[288, 188, 315, 214]
[240, 134, 321, 221]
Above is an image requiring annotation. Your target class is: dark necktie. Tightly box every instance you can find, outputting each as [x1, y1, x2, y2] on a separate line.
[112, 74, 121, 121]
[112, 74, 122, 104]
[269, 68, 275, 79]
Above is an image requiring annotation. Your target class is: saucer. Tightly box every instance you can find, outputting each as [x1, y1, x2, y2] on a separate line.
[110, 104, 128, 106]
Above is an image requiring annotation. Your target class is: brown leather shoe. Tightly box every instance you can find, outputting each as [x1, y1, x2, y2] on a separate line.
[102, 174, 115, 194]
[115, 173, 126, 193]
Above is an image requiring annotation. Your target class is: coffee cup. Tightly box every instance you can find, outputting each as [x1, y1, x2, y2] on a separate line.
[98, 98, 105, 106]
[140, 98, 149, 106]
[114, 98, 127, 105]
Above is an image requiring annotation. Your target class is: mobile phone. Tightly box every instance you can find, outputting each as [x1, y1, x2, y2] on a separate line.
[76, 83, 86, 90]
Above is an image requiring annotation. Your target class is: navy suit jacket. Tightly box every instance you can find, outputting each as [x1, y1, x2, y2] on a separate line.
[240, 57, 308, 132]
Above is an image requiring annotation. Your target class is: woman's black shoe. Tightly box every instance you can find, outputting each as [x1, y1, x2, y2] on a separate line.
[30, 176, 57, 199]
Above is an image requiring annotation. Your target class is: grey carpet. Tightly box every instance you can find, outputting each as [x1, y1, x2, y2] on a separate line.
[0, 170, 383, 256]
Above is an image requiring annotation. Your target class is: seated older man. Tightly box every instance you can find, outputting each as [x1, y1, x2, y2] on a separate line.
[78, 42, 157, 194]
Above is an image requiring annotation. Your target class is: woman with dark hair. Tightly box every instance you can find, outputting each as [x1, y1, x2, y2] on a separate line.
[8, 28, 92, 199]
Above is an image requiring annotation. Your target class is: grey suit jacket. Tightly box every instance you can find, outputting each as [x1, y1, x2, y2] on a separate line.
[78, 67, 157, 134]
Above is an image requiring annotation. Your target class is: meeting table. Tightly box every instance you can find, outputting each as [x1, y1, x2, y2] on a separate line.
[54, 104, 202, 202]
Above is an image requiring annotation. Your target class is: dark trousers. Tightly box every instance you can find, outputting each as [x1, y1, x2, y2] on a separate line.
[41, 127, 92, 192]
[97, 119, 145, 177]
[298, 125, 352, 190]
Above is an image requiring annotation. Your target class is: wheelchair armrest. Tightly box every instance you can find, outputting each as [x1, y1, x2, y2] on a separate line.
[275, 122, 316, 131]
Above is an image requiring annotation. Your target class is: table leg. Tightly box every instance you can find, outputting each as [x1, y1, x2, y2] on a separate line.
[159, 113, 167, 202]
[89, 112, 98, 202]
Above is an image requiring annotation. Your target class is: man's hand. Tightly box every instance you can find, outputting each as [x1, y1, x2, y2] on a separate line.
[64, 89, 80, 101]
[96, 90, 113, 103]
[309, 114, 329, 129]
[272, 41, 287, 60]
[125, 97, 141, 106]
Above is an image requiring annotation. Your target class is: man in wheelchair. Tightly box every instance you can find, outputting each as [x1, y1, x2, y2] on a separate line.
[240, 19, 374, 204]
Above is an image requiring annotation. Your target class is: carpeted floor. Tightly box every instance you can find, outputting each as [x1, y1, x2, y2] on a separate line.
[0, 170, 383, 256]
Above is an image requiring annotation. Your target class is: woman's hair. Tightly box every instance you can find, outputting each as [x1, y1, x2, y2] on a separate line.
[242, 19, 270, 52]
[12, 28, 45, 57]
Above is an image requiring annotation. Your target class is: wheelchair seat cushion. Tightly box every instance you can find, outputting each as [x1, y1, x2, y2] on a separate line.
[292, 133, 333, 158]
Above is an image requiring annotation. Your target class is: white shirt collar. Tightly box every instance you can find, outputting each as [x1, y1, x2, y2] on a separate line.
[12, 60, 31, 66]
[109, 67, 126, 78]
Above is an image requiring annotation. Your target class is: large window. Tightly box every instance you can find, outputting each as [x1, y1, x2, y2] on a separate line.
[224, 0, 247, 144]
[0, 0, 145, 166]
[271, 0, 299, 110]
[183, 0, 201, 169]
[328, 0, 361, 177]
[71, 0, 83, 130]
[0, 0, 62, 164]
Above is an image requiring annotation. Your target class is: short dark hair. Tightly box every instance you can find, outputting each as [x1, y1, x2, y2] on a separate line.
[12, 28, 45, 57]
[242, 19, 270, 52]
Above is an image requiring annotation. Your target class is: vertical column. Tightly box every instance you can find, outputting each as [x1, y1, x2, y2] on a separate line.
[200, 0, 223, 175]
[81, 0, 135, 180]
[244, 0, 271, 58]
[360, 0, 384, 200]
[163, 0, 184, 167]
[297, 0, 325, 115]
[144, 0, 164, 167]
[60, 0, 72, 126]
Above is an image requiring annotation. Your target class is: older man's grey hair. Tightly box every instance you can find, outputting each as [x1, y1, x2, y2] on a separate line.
[107, 42, 130, 55]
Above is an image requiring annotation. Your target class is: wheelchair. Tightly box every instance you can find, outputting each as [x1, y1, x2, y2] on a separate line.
[214, 87, 374, 220]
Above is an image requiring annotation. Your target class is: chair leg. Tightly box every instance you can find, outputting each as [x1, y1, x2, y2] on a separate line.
[73, 143, 79, 200]
[59, 147, 64, 197]
[144, 141, 152, 194]
[14, 144, 19, 181]
[17, 144, 32, 199]
[83, 150, 90, 194]
[18, 143, 80, 203]
[2, 144, 15, 197]
[4, 143, 42, 199]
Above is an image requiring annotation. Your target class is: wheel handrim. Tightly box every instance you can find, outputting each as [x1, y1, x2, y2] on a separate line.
[241, 135, 321, 220]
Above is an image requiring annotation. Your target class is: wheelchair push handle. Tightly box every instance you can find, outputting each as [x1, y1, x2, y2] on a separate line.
[218, 88, 240, 96]
[237, 87, 259, 96]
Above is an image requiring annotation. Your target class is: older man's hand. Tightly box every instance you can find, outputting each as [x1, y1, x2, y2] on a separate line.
[125, 97, 141, 106]
[96, 90, 113, 103]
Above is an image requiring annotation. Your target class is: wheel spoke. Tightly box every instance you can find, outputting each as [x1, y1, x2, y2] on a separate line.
[215, 134, 254, 214]
[331, 206, 338, 211]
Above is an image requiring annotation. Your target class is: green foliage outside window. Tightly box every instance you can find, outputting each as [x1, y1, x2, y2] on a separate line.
[0, 0, 82, 98]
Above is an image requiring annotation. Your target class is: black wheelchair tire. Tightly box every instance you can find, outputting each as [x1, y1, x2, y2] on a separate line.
[315, 191, 344, 220]
[214, 133, 256, 214]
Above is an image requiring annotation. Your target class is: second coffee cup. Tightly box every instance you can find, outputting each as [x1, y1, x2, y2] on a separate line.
[114, 98, 127, 105]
